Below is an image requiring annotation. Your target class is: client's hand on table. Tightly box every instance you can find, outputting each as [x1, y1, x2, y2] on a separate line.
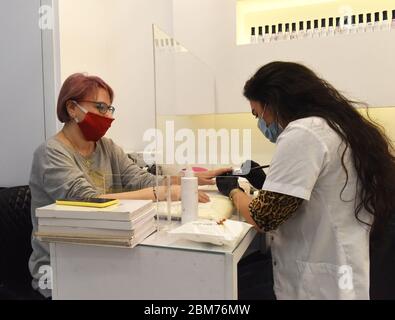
[156, 185, 210, 203]
[195, 167, 233, 185]
[197, 191, 210, 203]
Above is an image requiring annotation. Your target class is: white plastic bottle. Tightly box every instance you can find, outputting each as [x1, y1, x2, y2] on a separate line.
[342, 16, 350, 35]
[349, 15, 357, 34]
[312, 19, 320, 38]
[271, 25, 278, 41]
[305, 21, 313, 38]
[298, 21, 305, 39]
[181, 169, 198, 224]
[277, 23, 284, 41]
[357, 14, 365, 33]
[320, 18, 327, 37]
[373, 12, 381, 32]
[257, 26, 264, 43]
[335, 17, 341, 35]
[328, 17, 335, 36]
[264, 25, 271, 43]
[284, 23, 291, 40]
[250, 27, 257, 44]
[291, 23, 297, 40]
[366, 13, 373, 33]
[382, 11, 390, 32]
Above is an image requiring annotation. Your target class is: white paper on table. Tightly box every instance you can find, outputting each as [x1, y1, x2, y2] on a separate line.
[168, 219, 252, 246]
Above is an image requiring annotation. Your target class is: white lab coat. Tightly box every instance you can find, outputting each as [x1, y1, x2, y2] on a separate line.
[263, 117, 371, 300]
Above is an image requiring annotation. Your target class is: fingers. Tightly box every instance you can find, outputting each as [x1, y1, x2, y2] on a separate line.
[171, 185, 181, 201]
[170, 186, 210, 203]
[212, 167, 233, 176]
[198, 191, 210, 203]
[196, 167, 233, 178]
[155, 186, 166, 201]
[198, 178, 216, 186]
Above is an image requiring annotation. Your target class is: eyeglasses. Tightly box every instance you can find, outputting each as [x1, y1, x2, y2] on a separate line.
[78, 100, 116, 115]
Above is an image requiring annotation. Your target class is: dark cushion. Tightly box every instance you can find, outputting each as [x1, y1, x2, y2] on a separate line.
[0, 186, 41, 299]
[370, 212, 395, 300]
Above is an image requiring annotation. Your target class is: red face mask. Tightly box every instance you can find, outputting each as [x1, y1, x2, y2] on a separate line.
[74, 103, 114, 142]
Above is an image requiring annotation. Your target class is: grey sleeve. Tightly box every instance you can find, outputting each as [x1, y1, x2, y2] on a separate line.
[41, 146, 100, 200]
[111, 142, 158, 191]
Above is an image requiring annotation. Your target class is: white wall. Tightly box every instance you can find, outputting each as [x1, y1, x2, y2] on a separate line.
[58, 0, 174, 152]
[0, 0, 46, 187]
[173, 0, 241, 113]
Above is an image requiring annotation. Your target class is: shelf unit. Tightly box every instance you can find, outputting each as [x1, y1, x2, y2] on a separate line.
[173, 0, 395, 114]
[226, 30, 395, 113]
[237, 0, 395, 45]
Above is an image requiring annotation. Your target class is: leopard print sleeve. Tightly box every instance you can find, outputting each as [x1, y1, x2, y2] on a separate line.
[248, 190, 303, 232]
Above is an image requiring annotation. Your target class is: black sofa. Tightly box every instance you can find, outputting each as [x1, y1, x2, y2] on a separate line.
[0, 186, 44, 299]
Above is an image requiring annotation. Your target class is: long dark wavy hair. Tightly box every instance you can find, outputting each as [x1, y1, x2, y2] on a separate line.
[244, 61, 395, 231]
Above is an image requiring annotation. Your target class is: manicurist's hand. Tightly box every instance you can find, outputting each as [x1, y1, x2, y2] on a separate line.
[216, 173, 242, 197]
[239, 160, 267, 189]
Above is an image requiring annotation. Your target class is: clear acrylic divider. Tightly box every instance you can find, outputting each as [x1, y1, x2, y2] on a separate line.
[151, 25, 254, 225]
[155, 175, 181, 231]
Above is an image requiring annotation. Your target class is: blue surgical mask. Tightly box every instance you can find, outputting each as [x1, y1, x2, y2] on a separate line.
[258, 118, 283, 143]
